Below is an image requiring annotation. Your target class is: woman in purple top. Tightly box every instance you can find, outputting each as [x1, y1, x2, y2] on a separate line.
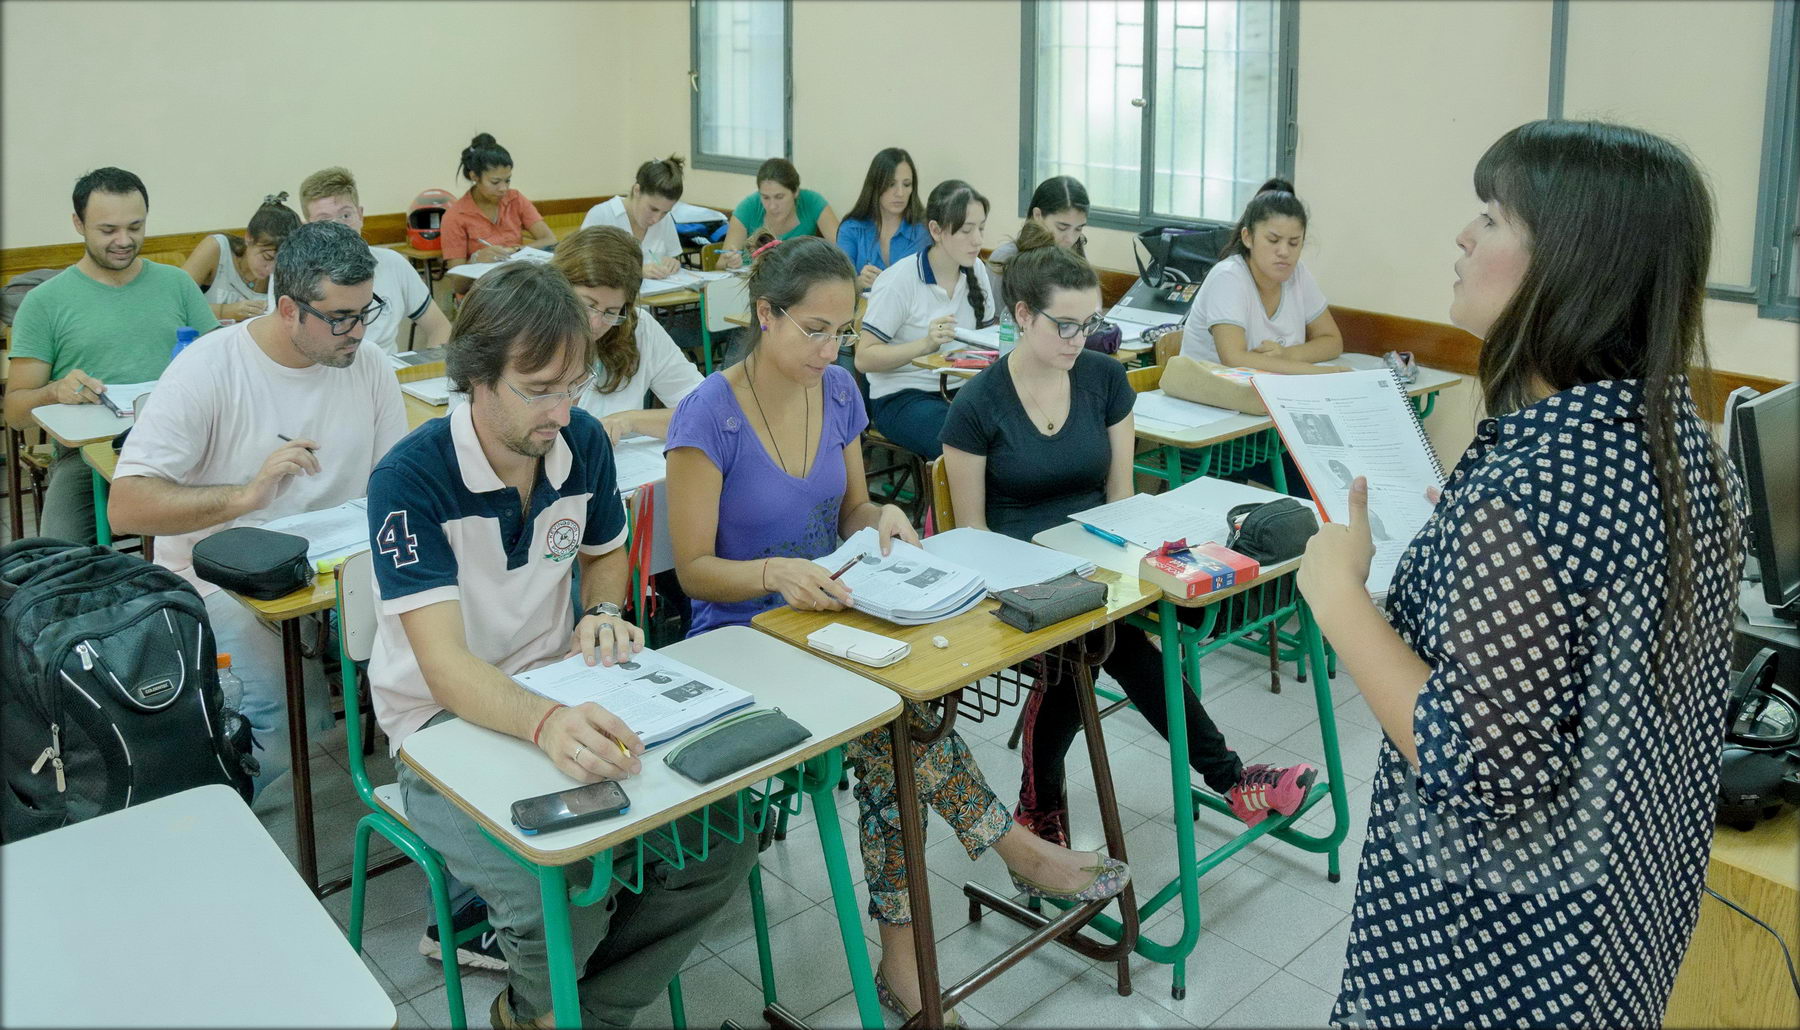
[665, 237, 1131, 1023]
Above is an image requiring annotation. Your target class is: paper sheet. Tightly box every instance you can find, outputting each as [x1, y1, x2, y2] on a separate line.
[1070, 493, 1231, 550]
[97, 381, 157, 416]
[611, 436, 668, 495]
[400, 377, 451, 405]
[1252, 368, 1444, 593]
[260, 498, 370, 565]
[1131, 390, 1237, 430]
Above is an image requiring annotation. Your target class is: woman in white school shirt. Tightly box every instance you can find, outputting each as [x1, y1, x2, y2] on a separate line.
[853, 179, 999, 459]
[551, 226, 702, 441]
[1181, 178, 1347, 374]
[579, 155, 687, 279]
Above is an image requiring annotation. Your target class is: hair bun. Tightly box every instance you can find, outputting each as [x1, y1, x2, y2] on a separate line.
[263, 191, 289, 206]
[1256, 177, 1296, 196]
[665, 154, 685, 172]
[471, 132, 498, 148]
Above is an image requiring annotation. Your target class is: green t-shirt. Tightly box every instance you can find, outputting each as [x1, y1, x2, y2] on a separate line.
[733, 188, 829, 240]
[11, 260, 219, 383]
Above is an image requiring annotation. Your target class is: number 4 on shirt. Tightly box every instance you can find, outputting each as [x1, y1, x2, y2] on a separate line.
[377, 510, 421, 567]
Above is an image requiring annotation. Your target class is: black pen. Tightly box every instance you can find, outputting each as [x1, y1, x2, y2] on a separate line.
[81, 382, 123, 416]
[276, 434, 318, 450]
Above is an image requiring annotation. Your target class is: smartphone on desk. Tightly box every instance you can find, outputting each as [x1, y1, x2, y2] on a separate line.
[511, 780, 631, 835]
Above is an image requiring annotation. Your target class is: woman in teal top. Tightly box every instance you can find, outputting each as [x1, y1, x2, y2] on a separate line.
[719, 157, 840, 268]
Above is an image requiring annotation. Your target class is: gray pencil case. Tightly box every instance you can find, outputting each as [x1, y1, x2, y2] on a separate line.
[663, 707, 812, 783]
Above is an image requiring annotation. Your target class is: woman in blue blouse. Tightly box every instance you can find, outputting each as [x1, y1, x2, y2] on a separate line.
[837, 147, 929, 290]
[1298, 119, 1744, 1027]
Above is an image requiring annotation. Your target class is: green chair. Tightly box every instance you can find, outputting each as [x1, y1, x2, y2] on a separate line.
[336, 549, 488, 1028]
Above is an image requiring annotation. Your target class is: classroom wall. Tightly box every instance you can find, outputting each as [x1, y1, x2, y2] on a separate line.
[5, 0, 1792, 444]
[0, 0, 638, 247]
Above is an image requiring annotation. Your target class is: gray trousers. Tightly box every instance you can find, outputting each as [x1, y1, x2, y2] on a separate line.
[397, 712, 760, 1026]
[39, 446, 96, 545]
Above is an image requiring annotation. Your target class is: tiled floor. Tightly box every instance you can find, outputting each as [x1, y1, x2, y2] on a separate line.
[250, 640, 1365, 1029]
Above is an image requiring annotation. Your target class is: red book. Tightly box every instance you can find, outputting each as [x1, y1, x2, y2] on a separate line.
[1138, 540, 1260, 599]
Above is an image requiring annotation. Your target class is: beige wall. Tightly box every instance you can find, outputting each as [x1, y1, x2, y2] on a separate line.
[5, 0, 1792, 422]
[0, 0, 637, 246]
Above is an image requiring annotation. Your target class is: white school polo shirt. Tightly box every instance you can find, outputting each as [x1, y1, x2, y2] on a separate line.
[575, 309, 703, 420]
[113, 315, 407, 596]
[580, 196, 682, 266]
[859, 247, 998, 400]
[1179, 253, 1328, 364]
[365, 403, 628, 753]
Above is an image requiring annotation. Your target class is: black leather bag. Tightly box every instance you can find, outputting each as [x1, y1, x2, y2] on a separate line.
[1132, 224, 1235, 287]
[1225, 499, 1320, 564]
[191, 527, 313, 600]
[994, 573, 1107, 633]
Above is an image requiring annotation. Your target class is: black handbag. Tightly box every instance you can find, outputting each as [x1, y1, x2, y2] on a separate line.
[1225, 499, 1320, 564]
[191, 526, 313, 600]
[1132, 224, 1235, 287]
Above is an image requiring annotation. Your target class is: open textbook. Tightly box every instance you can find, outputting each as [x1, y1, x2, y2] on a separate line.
[637, 268, 733, 296]
[920, 527, 1095, 594]
[812, 527, 987, 624]
[514, 648, 753, 751]
[260, 498, 370, 566]
[1252, 367, 1445, 593]
[445, 245, 554, 280]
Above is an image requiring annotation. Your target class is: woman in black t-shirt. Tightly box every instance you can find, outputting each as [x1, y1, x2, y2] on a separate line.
[940, 238, 1318, 846]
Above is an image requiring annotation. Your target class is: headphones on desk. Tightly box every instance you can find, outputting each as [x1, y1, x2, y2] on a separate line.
[1717, 648, 1800, 830]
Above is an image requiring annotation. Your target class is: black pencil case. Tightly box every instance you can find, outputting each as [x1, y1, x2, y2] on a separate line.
[192, 526, 313, 600]
[993, 572, 1107, 633]
[663, 707, 812, 783]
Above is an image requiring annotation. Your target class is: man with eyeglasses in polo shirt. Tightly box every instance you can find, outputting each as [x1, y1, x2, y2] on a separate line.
[109, 220, 406, 810]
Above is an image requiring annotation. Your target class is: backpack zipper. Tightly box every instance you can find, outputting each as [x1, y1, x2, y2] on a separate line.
[28, 723, 66, 793]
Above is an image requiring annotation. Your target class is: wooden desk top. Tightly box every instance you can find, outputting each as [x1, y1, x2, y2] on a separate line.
[79, 440, 117, 481]
[399, 626, 903, 865]
[1709, 810, 1800, 891]
[753, 567, 1157, 703]
[640, 288, 703, 309]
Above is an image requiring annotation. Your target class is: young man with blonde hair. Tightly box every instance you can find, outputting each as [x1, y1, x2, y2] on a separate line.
[295, 166, 451, 356]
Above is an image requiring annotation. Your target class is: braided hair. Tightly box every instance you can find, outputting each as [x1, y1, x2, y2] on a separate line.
[923, 179, 995, 328]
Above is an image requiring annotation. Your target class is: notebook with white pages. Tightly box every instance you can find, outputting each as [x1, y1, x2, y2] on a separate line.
[920, 527, 1095, 594]
[1251, 367, 1446, 594]
[513, 648, 753, 751]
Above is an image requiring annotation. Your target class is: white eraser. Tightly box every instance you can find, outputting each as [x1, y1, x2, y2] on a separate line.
[932, 635, 949, 648]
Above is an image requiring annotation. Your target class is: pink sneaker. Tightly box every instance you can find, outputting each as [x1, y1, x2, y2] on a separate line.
[1227, 763, 1317, 826]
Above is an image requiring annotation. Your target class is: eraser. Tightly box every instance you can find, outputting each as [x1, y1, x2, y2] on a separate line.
[931, 635, 949, 648]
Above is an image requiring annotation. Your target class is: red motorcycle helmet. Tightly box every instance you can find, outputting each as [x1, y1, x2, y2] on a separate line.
[406, 189, 455, 251]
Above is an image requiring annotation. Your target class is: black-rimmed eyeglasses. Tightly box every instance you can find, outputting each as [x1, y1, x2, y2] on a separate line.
[294, 293, 386, 336]
[1037, 311, 1107, 339]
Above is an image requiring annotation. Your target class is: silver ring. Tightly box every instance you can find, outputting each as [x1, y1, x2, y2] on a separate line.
[573, 744, 586, 761]
[598, 622, 614, 634]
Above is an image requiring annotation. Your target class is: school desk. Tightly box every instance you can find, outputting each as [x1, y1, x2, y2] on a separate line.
[399, 625, 902, 1029]
[1031, 486, 1352, 1000]
[0, 784, 395, 1028]
[753, 567, 1156, 1027]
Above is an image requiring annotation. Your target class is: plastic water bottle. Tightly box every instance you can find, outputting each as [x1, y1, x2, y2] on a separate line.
[997, 313, 1017, 356]
[172, 326, 199, 358]
[216, 653, 243, 715]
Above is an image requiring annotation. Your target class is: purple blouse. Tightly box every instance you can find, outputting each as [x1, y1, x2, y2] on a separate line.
[665, 364, 868, 636]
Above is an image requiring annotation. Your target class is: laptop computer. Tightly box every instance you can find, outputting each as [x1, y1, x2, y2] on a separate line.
[1108, 276, 1201, 327]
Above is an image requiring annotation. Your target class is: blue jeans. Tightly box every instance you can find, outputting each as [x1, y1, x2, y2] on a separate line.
[203, 590, 335, 803]
[867, 388, 951, 460]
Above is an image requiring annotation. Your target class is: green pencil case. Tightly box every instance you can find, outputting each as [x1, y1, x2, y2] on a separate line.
[663, 707, 813, 783]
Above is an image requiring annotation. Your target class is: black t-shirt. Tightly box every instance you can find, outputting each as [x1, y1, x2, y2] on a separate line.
[939, 350, 1136, 541]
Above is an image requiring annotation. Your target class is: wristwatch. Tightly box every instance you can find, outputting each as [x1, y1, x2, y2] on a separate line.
[584, 602, 623, 620]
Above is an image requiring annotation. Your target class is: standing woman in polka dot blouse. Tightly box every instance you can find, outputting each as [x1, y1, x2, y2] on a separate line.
[1297, 119, 1745, 1027]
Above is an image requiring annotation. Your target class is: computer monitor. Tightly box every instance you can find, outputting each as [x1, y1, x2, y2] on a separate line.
[1734, 382, 1799, 621]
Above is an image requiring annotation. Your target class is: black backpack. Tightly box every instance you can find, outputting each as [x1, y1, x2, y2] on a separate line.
[0, 539, 253, 842]
[1132, 224, 1236, 287]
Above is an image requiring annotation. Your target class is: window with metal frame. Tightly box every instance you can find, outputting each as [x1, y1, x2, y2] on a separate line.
[1753, 0, 1798, 321]
[689, 0, 791, 174]
[1021, 0, 1298, 232]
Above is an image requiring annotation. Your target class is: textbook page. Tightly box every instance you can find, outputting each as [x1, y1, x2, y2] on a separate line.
[1252, 368, 1444, 593]
[812, 527, 986, 624]
[261, 498, 370, 565]
[921, 527, 1095, 593]
[514, 649, 753, 750]
[611, 436, 668, 495]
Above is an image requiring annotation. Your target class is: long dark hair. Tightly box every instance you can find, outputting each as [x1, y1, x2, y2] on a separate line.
[1001, 224, 1100, 323]
[924, 180, 995, 328]
[551, 226, 645, 395]
[744, 237, 857, 354]
[845, 147, 923, 226]
[1473, 119, 1736, 689]
[1220, 177, 1306, 260]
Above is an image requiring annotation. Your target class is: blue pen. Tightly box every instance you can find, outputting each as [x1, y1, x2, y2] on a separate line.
[1080, 522, 1129, 547]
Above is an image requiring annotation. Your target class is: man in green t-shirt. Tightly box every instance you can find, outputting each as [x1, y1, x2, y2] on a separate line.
[4, 167, 219, 544]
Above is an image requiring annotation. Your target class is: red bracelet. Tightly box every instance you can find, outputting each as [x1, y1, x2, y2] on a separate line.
[531, 703, 567, 747]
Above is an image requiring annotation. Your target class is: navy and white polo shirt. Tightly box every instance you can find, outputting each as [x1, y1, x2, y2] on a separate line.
[860, 246, 998, 400]
[366, 402, 627, 753]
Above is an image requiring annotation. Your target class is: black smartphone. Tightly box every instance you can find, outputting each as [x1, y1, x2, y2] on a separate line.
[510, 780, 631, 835]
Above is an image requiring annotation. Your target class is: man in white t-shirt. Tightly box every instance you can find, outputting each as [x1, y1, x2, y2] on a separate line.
[109, 220, 407, 803]
[294, 165, 453, 356]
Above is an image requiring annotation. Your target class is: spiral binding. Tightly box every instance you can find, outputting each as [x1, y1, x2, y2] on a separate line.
[1383, 361, 1448, 481]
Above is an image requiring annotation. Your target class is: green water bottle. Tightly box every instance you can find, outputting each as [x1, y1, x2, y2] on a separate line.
[997, 313, 1017, 356]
